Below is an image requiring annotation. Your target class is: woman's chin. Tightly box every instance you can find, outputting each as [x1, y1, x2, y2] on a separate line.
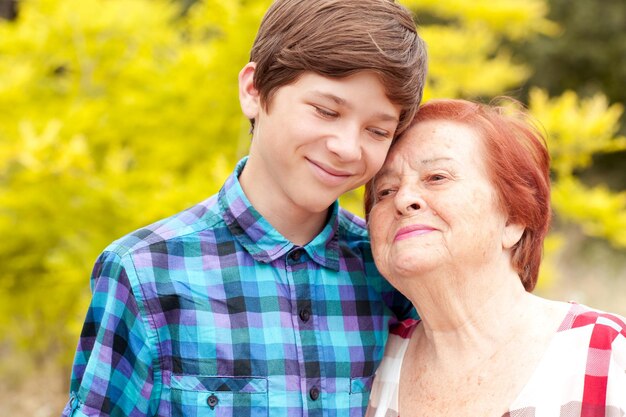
[391, 254, 439, 278]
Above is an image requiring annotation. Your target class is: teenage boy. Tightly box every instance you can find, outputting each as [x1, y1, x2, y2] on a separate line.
[62, 1, 427, 416]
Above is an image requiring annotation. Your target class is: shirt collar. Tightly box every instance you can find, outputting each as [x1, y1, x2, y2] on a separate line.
[219, 157, 340, 270]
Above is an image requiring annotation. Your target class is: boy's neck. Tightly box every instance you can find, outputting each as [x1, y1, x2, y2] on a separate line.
[238, 163, 330, 246]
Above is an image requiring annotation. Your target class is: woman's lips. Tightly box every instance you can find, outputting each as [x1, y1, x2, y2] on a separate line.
[395, 224, 436, 241]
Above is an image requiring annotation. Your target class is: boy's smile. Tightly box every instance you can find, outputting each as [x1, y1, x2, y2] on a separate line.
[306, 157, 354, 187]
[239, 65, 401, 240]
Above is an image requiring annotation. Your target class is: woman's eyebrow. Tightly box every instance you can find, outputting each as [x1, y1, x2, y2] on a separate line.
[420, 156, 454, 165]
[374, 167, 394, 180]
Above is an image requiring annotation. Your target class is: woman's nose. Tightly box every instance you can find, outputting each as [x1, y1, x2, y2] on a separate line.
[394, 186, 425, 215]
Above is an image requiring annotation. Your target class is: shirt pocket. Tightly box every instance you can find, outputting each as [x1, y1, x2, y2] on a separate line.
[170, 375, 268, 417]
[348, 375, 375, 416]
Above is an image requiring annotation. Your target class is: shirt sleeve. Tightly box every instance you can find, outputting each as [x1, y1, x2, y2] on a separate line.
[385, 281, 418, 322]
[361, 241, 418, 323]
[61, 250, 158, 417]
[606, 314, 626, 412]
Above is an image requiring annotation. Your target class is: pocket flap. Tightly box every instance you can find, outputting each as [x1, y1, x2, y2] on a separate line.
[350, 375, 374, 394]
[171, 375, 268, 393]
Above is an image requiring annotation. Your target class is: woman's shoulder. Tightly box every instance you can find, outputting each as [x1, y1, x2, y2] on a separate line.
[561, 303, 626, 409]
[561, 302, 626, 335]
[557, 303, 626, 366]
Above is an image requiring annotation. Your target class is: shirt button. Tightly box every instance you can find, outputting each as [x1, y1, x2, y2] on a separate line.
[309, 387, 320, 401]
[290, 249, 303, 261]
[207, 394, 218, 409]
[299, 308, 311, 322]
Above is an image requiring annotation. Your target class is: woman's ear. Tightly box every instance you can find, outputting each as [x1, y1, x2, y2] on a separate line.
[238, 62, 260, 120]
[503, 221, 525, 249]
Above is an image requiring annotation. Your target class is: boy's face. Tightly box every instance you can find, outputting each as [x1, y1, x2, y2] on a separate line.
[239, 65, 401, 216]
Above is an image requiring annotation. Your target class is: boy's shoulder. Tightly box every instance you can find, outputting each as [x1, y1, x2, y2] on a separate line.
[335, 207, 378, 269]
[100, 193, 374, 265]
[103, 194, 223, 259]
[336, 206, 370, 243]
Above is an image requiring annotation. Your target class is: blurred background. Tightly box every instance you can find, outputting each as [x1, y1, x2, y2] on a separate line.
[0, 0, 624, 415]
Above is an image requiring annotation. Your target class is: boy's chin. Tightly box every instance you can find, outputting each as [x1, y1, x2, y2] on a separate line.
[294, 192, 340, 214]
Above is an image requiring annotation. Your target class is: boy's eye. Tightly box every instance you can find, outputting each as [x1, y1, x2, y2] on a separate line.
[367, 127, 391, 139]
[314, 106, 338, 118]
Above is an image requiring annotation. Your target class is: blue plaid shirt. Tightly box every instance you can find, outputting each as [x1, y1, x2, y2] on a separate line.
[62, 158, 414, 417]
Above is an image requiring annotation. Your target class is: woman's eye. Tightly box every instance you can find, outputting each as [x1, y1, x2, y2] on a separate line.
[314, 106, 338, 118]
[427, 174, 447, 182]
[376, 188, 395, 199]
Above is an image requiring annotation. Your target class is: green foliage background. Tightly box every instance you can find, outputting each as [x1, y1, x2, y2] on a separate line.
[0, 0, 624, 413]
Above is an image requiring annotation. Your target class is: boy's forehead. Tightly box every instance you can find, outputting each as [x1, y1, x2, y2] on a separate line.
[282, 70, 395, 99]
[286, 71, 400, 116]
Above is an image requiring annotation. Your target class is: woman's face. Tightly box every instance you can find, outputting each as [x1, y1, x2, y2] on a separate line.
[369, 119, 522, 282]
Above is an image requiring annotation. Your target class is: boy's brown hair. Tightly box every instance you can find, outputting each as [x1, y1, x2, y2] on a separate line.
[249, 0, 428, 135]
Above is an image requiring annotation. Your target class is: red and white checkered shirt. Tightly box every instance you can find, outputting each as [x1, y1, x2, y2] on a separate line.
[366, 303, 626, 417]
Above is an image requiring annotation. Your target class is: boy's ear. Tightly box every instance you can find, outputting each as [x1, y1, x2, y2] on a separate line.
[239, 62, 261, 120]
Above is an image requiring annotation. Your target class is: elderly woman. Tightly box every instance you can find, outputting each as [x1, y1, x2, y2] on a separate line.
[364, 99, 626, 417]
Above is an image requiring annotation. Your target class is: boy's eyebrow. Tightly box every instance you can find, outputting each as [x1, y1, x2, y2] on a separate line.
[312, 91, 347, 106]
[311, 91, 399, 123]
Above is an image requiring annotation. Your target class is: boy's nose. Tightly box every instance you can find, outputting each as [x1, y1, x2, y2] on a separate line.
[326, 128, 362, 161]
